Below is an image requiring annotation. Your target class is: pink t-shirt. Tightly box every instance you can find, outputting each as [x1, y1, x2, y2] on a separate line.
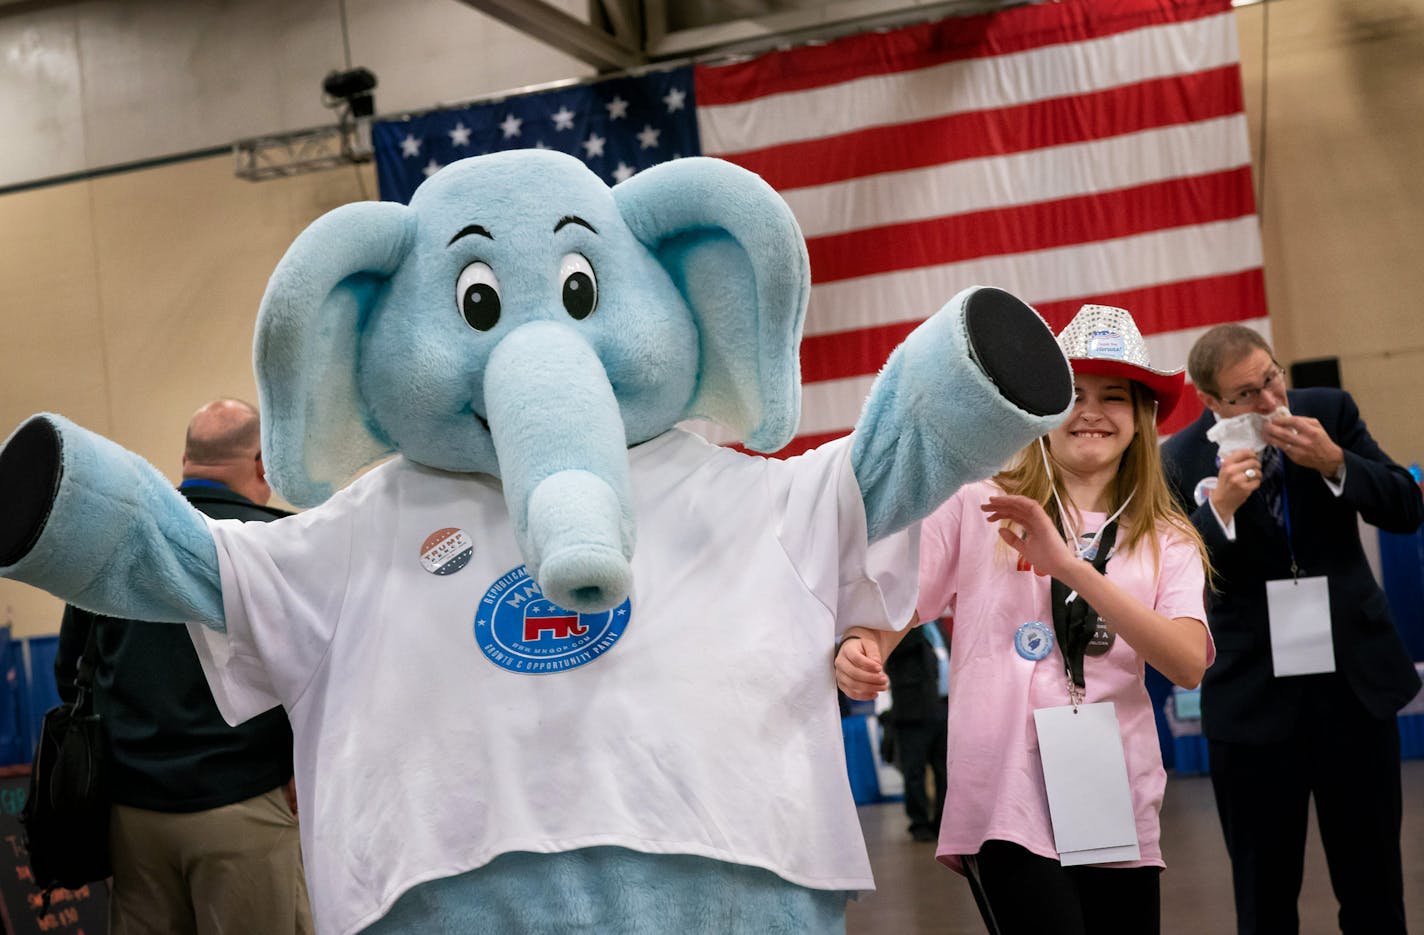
[916, 480, 1212, 872]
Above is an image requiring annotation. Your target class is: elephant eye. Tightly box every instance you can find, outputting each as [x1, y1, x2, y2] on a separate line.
[559, 253, 597, 321]
[456, 261, 501, 331]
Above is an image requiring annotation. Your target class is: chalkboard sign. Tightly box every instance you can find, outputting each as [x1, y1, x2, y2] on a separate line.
[0, 768, 108, 935]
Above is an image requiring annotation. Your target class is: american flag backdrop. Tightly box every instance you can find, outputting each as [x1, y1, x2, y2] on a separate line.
[373, 0, 1265, 455]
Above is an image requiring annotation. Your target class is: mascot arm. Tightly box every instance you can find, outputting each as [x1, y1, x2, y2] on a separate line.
[852, 286, 1073, 542]
[0, 414, 226, 630]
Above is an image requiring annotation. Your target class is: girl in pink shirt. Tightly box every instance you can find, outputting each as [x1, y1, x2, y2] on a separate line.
[837, 304, 1213, 935]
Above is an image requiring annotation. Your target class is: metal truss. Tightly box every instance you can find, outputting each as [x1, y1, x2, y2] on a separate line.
[233, 119, 372, 182]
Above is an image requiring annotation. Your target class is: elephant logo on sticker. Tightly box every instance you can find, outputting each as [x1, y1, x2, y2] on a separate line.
[474, 566, 630, 674]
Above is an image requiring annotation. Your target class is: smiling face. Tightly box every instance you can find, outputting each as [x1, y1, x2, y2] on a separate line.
[1048, 372, 1139, 477]
[354, 152, 700, 476]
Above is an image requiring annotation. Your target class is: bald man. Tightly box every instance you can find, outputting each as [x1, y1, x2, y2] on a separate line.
[55, 399, 312, 935]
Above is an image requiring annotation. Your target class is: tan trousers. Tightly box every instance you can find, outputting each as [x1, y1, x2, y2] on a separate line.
[108, 786, 313, 935]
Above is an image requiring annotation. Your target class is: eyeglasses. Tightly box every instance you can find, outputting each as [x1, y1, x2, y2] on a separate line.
[1216, 363, 1285, 406]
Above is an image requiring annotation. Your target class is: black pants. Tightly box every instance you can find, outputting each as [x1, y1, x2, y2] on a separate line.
[893, 715, 946, 835]
[963, 839, 1161, 935]
[1208, 678, 1407, 935]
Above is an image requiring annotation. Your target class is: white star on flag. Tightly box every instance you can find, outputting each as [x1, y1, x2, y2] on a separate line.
[612, 162, 635, 182]
[662, 87, 686, 113]
[551, 106, 576, 131]
[605, 96, 629, 119]
[636, 124, 661, 150]
[499, 114, 523, 139]
[400, 134, 422, 158]
[449, 123, 471, 147]
[422, 158, 442, 177]
[533, 140, 549, 149]
[581, 133, 606, 158]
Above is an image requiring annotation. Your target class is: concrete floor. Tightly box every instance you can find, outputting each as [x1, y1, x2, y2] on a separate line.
[847, 758, 1424, 934]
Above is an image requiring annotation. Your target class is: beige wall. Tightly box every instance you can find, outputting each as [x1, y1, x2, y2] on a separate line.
[1237, 0, 1424, 465]
[0, 157, 375, 635]
[3, 0, 1423, 635]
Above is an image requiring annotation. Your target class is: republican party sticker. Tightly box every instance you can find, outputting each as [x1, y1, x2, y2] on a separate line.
[474, 566, 630, 674]
[420, 527, 474, 576]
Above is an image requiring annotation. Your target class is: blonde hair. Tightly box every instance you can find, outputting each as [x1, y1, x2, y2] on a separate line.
[993, 383, 1212, 582]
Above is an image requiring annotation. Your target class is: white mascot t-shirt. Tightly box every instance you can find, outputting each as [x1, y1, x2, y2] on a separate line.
[189, 428, 917, 935]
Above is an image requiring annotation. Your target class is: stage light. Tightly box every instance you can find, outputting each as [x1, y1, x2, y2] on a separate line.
[322, 67, 377, 119]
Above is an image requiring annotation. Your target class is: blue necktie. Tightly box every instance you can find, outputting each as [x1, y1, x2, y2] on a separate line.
[1259, 445, 1286, 527]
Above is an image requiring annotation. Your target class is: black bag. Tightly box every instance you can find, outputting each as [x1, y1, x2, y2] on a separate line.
[21, 624, 111, 900]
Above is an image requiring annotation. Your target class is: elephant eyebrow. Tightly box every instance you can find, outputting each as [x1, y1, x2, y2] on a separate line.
[554, 215, 597, 235]
[448, 224, 494, 246]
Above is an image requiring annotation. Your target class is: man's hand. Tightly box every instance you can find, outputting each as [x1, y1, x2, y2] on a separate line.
[1264, 413, 1344, 478]
[1210, 449, 1264, 524]
[836, 634, 889, 701]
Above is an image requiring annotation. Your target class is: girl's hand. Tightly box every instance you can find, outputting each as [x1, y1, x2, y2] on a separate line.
[835, 635, 889, 701]
[980, 495, 1076, 579]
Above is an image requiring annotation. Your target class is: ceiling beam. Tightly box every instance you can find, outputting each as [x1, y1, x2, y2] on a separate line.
[456, 0, 644, 71]
[595, 0, 642, 49]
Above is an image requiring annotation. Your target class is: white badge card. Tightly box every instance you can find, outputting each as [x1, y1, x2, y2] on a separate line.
[1267, 575, 1335, 676]
[1033, 702, 1140, 866]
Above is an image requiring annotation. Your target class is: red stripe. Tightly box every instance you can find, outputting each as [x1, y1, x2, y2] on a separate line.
[694, 0, 1232, 107]
[712, 67, 1245, 191]
[730, 430, 852, 461]
[1159, 391, 1205, 436]
[799, 270, 1267, 384]
[1029, 270, 1267, 334]
[749, 394, 1206, 459]
[807, 167, 1256, 286]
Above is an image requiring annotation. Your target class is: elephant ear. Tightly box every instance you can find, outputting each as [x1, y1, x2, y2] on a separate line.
[255, 201, 416, 506]
[613, 158, 809, 453]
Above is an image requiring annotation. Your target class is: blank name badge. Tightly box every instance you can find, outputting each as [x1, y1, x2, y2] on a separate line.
[1033, 702, 1140, 867]
[1267, 575, 1335, 677]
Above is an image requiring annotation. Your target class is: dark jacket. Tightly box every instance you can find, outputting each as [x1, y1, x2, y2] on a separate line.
[1162, 388, 1422, 743]
[883, 624, 943, 724]
[55, 483, 294, 812]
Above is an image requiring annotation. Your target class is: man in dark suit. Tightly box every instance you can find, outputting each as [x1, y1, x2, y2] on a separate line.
[1162, 325, 1422, 935]
[880, 622, 947, 842]
[55, 398, 312, 935]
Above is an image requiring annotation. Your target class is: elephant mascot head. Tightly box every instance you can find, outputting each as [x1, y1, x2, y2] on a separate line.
[259, 149, 807, 614]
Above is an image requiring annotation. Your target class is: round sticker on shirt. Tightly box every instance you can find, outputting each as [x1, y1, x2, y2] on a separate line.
[1014, 621, 1055, 661]
[1192, 476, 1218, 508]
[420, 527, 474, 576]
[1083, 619, 1116, 656]
[474, 566, 631, 674]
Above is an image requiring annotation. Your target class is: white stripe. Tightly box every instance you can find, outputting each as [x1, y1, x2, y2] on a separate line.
[782, 115, 1250, 239]
[804, 216, 1264, 337]
[697, 13, 1238, 155]
[684, 317, 1274, 447]
[1144, 317, 1272, 375]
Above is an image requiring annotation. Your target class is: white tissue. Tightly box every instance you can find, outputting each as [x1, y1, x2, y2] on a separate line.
[1206, 406, 1291, 455]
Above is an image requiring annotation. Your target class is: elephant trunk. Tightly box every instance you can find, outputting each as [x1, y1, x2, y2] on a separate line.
[484, 321, 635, 614]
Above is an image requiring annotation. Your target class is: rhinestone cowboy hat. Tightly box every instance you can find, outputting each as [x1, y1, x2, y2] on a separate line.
[1056, 304, 1185, 424]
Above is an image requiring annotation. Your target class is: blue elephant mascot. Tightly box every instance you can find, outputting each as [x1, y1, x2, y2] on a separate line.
[0, 150, 1072, 934]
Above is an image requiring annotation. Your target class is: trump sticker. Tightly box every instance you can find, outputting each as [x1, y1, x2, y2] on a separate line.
[474, 566, 630, 674]
[420, 527, 474, 576]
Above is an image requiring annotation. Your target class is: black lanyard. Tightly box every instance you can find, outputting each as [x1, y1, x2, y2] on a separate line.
[1049, 517, 1118, 691]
